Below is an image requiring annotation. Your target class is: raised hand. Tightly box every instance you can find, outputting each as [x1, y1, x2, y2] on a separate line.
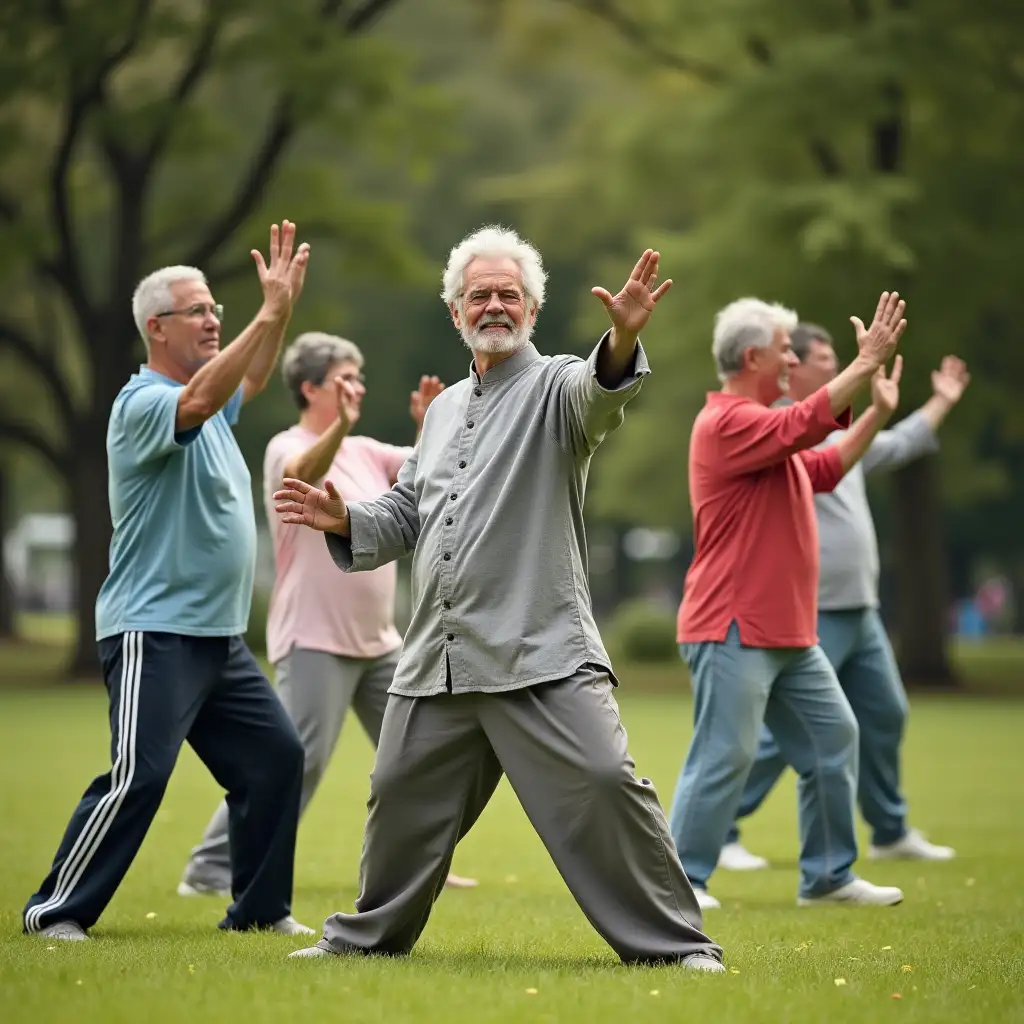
[251, 221, 310, 318]
[931, 355, 970, 406]
[334, 376, 362, 430]
[410, 375, 445, 429]
[871, 353, 903, 416]
[850, 291, 907, 368]
[274, 477, 349, 535]
[591, 249, 673, 341]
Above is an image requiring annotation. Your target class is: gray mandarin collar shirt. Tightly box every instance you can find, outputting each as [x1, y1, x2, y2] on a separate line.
[326, 333, 650, 696]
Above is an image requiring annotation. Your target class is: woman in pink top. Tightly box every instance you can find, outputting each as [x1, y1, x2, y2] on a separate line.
[179, 331, 477, 893]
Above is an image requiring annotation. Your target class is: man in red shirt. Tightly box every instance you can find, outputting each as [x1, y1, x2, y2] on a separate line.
[670, 291, 909, 909]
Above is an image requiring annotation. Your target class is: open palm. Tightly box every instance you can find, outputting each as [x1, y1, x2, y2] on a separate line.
[591, 249, 672, 338]
[274, 477, 349, 534]
[871, 354, 903, 415]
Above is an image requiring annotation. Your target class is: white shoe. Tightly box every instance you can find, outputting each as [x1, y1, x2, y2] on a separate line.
[177, 879, 231, 899]
[869, 828, 956, 861]
[37, 921, 89, 941]
[271, 916, 316, 936]
[693, 888, 721, 910]
[444, 873, 479, 889]
[798, 878, 904, 907]
[681, 953, 726, 973]
[288, 944, 337, 959]
[717, 842, 769, 871]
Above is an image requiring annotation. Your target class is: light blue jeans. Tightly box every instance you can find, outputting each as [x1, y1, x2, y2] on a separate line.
[669, 622, 860, 898]
[727, 608, 909, 848]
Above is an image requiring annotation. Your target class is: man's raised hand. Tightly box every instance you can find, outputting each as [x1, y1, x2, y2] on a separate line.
[591, 249, 672, 342]
[851, 291, 907, 368]
[252, 221, 310, 318]
[274, 477, 350, 535]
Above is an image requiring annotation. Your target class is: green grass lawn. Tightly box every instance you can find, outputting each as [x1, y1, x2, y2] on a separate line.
[0, 646, 1021, 1023]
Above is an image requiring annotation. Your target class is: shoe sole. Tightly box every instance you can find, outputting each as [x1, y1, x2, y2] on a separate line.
[797, 893, 905, 907]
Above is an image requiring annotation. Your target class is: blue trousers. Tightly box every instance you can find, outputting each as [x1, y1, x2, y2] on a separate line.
[24, 632, 304, 933]
[727, 608, 909, 848]
[669, 622, 859, 898]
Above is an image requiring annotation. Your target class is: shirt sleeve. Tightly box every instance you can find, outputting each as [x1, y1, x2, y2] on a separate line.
[714, 387, 852, 477]
[549, 330, 650, 457]
[797, 446, 845, 493]
[118, 380, 200, 464]
[860, 409, 940, 475]
[325, 443, 421, 573]
[368, 438, 417, 486]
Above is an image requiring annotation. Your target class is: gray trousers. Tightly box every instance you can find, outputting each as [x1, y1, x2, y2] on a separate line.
[183, 647, 396, 890]
[315, 666, 722, 965]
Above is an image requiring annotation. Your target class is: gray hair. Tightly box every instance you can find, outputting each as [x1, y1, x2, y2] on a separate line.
[441, 225, 547, 311]
[132, 265, 207, 350]
[281, 332, 364, 410]
[790, 322, 834, 362]
[712, 297, 799, 381]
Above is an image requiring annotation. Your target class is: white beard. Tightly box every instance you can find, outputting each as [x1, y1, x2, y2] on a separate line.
[461, 317, 533, 355]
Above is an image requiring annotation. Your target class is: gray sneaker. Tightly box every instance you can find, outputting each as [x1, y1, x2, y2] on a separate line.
[288, 944, 337, 959]
[177, 878, 230, 899]
[271, 916, 316, 936]
[37, 921, 89, 942]
[682, 953, 726, 973]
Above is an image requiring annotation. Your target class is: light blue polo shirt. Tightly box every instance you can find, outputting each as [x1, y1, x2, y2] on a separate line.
[94, 367, 256, 640]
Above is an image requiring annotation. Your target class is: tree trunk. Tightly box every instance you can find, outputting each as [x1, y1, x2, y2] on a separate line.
[0, 463, 15, 638]
[67, 428, 111, 680]
[891, 456, 958, 687]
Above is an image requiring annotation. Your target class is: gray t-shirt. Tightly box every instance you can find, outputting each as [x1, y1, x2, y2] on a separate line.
[326, 333, 648, 696]
[814, 410, 938, 610]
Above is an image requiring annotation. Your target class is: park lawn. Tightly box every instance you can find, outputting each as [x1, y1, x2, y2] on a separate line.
[0, 668, 1021, 1024]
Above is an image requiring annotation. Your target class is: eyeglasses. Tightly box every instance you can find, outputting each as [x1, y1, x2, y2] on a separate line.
[154, 302, 224, 320]
[464, 288, 524, 308]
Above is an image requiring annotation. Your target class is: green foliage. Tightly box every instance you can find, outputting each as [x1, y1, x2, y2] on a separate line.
[244, 585, 270, 656]
[604, 598, 678, 664]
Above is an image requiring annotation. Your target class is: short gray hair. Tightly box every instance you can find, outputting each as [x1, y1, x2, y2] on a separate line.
[712, 297, 799, 381]
[441, 225, 547, 311]
[790, 322, 834, 362]
[281, 332, 364, 410]
[132, 265, 207, 350]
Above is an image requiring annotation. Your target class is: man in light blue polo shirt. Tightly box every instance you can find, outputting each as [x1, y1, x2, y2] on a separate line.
[23, 221, 314, 942]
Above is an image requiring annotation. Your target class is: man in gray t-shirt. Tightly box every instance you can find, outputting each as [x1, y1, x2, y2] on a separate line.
[720, 323, 969, 872]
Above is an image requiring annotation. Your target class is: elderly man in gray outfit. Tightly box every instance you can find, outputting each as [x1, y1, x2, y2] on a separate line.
[273, 225, 724, 971]
[719, 322, 969, 874]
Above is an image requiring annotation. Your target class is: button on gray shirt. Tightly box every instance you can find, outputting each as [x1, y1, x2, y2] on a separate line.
[325, 333, 649, 697]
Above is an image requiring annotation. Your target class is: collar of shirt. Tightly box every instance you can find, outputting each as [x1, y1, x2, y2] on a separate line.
[469, 342, 542, 386]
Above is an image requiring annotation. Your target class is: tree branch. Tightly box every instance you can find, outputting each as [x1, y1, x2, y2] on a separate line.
[564, 0, 726, 84]
[343, 0, 401, 32]
[48, 0, 153, 328]
[185, 97, 297, 270]
[0, 416, 68, 475]
[0, 320, 76, 428]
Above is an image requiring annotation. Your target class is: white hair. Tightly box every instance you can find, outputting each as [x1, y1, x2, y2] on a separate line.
[132, 265, 207, 350]
[712, 297, 798, 381]
[441, 225, 547, 311]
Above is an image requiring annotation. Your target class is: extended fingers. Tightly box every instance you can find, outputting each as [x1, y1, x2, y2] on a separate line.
[873, 291, 890, 324]
[629, 249, 654, 282]
[279, 219, 296, 265]
[651, 278, 673, 302]
[890, 353, 904, 384]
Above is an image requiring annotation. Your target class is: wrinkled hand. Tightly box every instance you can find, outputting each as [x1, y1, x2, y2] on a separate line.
[871, 354, 903, 416]
[931, 355, 970, 405]
[251, 220, 310, 318]
[591, 249, 672, 341]
[851, 290, 907, 368]
[274, 477, 349, 535]
[334, 376, 361, 430]
[410, 375, 445, 428]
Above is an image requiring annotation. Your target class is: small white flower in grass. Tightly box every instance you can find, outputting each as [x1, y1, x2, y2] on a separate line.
[966, 878, 976, 887]
[46, 946, 56, 951]
[525, 988, 538, 995]
[649, 990, 660, 996]
[729, 968, 740, 975]
[881, 945, 893, 951]
[834, 978, 847, 987]
[75, 980, 83, 986]
[146, 912, 157, 919]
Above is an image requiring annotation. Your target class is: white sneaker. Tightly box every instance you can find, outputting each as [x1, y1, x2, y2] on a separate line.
[717, 842, 770, 871]
[682, 953, 726, 973]
[444, 873, 479, 889]
[288, 944, 337, 959]
[798, 878, 904, 907]
[37, 921, 89, 941]
[693, 888, 721, 910]
[271, 916, 316, 936]
[869, 828, 956, 861]
[177, 879, 231, 899]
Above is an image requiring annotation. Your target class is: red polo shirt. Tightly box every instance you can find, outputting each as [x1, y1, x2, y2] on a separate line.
[678, 387, 852, 648]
